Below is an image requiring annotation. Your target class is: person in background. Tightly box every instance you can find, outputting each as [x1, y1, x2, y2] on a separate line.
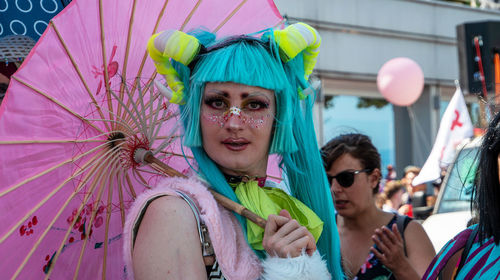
[399, 165, 431, 219]
[379, 180, 406, 214]
[423, 112, 500, 279]
[401, 166, 426, 205]
[428, 168, 447, 207]
[321, 133, 435, 280]
[379, 164, 397, 195]
[385, 164, 397, 182]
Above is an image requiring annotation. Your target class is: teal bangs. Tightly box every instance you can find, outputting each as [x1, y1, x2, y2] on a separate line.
[192, 41, 289, 91]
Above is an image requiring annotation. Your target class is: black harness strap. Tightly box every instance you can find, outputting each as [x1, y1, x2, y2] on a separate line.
[396, 214, 412, 256]
[454, 226, 479, 279]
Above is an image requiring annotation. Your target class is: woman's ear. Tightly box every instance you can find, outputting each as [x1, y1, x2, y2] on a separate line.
[370, 168, 382, 189]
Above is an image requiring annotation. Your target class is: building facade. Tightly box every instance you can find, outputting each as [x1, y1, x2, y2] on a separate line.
[275, 0, 500, 177]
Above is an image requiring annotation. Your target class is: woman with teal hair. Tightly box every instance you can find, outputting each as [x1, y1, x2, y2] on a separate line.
[123, 22, 343, 279]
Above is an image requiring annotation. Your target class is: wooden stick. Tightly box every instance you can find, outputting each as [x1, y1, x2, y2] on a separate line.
[143, 152, 267, 228]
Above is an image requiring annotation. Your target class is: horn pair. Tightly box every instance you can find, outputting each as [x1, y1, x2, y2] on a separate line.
[147, 23, 321, 104]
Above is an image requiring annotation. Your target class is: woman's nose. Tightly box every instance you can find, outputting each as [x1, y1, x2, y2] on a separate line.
[330, 179, 343, 193]
[224, 107, 244, 130]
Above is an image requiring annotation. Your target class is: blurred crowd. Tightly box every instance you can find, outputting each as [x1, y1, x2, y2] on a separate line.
[376, 164, 446, 221]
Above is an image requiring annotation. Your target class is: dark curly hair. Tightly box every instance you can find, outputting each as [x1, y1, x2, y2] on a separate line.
[321, 133, 381, 194]
[475, 112, 500, 244]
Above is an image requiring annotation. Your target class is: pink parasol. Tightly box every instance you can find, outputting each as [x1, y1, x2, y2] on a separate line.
[0, 0, 283, 279]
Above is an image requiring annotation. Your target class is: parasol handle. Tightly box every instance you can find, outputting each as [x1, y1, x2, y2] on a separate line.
[137, 149, 267, 228]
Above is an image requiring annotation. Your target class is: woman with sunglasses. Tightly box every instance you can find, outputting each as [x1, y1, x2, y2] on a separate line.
[321, 133, 435, 279]
[123, 23, 343, 280]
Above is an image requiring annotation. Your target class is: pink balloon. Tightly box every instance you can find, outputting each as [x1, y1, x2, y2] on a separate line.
[377, 57, 424, 106]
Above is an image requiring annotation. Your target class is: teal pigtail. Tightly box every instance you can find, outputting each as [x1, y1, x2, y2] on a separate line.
[277, 54, 343, 277]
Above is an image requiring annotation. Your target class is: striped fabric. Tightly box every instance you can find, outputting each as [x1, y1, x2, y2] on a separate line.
[423, 225, 500, 279]
[207, 260, 226, 280]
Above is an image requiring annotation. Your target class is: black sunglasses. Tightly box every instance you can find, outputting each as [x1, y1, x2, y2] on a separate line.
[327, 168, 372, 188]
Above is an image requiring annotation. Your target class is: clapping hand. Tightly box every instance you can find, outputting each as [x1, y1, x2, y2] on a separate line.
[370, 223, 407, 271]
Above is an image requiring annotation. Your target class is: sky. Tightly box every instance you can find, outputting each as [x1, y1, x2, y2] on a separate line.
[323, 95, 395, 177]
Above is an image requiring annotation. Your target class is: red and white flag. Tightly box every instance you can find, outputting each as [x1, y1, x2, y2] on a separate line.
[412, 87, 473, 186]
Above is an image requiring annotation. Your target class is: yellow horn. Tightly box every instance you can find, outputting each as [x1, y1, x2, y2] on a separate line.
[147, 30, 201, 104]
[274, 22, 321, 80]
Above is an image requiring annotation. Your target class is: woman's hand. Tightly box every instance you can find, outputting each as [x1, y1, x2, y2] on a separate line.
[370, 224, 406, 269]
[370, 223, 420, 280]
[262, 209, 316, 258]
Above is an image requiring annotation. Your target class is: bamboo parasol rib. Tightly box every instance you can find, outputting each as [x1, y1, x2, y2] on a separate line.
[139, 150, 268, 229]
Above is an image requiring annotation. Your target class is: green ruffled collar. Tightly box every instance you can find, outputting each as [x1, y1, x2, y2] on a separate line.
[231, 180, 324, 251]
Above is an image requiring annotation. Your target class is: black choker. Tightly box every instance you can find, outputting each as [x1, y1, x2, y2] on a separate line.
[224, 174, 267, 187]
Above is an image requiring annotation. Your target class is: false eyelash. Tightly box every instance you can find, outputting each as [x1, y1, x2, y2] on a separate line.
[255, 101, 270, 108]
[243, 100, 270, 110]
[203, 97, 228, 109]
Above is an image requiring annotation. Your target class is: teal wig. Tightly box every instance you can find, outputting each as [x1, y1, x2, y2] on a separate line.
[173, 29, 343, 277]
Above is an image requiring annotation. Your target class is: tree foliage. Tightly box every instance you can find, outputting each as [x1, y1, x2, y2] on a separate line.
[324, 96, 389, 109]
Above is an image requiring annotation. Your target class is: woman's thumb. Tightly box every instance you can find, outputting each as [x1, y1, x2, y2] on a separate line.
[279, 209, 292, 219]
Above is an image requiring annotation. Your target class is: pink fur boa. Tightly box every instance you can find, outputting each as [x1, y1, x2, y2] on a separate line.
[123, 176, 261, 280]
